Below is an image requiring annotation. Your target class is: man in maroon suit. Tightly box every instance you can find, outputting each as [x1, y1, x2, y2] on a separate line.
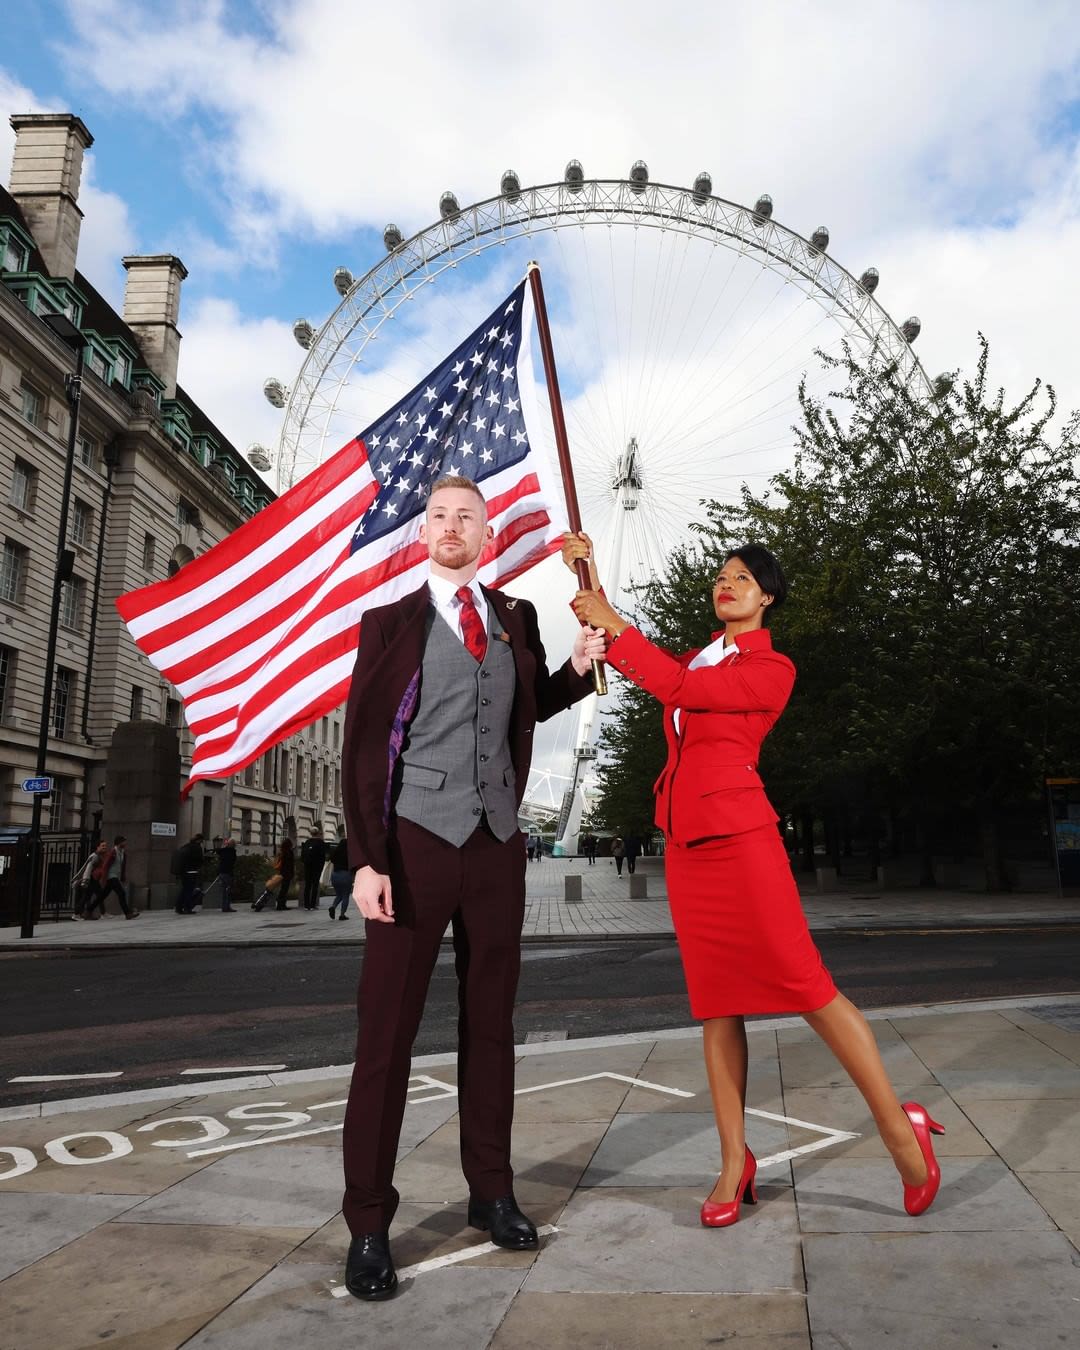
[340, 475, 605, 1300]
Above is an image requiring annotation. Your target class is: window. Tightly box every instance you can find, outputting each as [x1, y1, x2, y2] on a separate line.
[1, 541, 26, 604]
[2, 235, 27, 272]
[87, 348, 110, 381]
[59, 576, 84, 630]
[130, 686, 144, 720]
[240, 807, 253, 845]
[316, 762, 325, 803]
[0, 645, 13, 719]
[48, 776, 70, 830]
[176, 498, 200, 530]
[78, 435, 97, 470]
[333, 721, 340, 751]
[321, 716, 328, 744]
[260, 811, 271, 847]
[308, 755, 317, 800]
[20, 383, 44, 428]
[243, 762, 255, 787]
[278, 749, 289, 792]
[201, 796, 213, 839]
[114, 352, 132, 387]
[71, 499, 93, 547]
[298, 753, 307, 799]
[164, 697, 182, 728]
[142, 534, 156, 570]
[51, 667, 73, 738]
[10, 458, 36, 512]
[334, 766, 341, 805]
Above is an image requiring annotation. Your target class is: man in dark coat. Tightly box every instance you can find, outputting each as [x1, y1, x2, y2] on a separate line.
[339, 476, 605, 1301]
[300, 826, 328, 910]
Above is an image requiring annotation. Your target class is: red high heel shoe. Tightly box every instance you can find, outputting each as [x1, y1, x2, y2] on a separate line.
[700, 1146, 757, 1228]
[901, 1101, 945, 1216]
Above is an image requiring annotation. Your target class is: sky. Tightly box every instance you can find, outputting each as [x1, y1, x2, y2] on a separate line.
[5, 0, 1080, 800]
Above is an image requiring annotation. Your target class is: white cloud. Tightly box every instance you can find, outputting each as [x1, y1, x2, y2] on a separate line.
[76, 153, 138, 305]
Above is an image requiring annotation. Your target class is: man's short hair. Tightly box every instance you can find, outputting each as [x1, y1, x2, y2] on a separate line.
[427, 474, 487, 514]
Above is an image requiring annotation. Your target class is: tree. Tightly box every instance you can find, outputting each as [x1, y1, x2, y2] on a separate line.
[593, 337, 1080, 890]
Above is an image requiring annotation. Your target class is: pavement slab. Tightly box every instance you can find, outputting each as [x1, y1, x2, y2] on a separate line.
[490, 1290, 813, 1349]
[803, 1230, 1080, 1349]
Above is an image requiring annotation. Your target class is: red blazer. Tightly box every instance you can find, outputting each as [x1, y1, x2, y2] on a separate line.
[342, 581, 593, 874]
[610, 626, 795, 844]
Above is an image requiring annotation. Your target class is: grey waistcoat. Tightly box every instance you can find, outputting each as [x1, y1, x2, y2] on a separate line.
[393, 603, 519, 846]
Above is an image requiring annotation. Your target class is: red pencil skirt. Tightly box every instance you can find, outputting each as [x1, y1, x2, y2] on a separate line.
[665, 824, 838, 1019]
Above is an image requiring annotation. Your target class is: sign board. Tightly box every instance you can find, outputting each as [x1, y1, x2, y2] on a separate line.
[151, 821, 177, 837]
[20, 777, 53, 794]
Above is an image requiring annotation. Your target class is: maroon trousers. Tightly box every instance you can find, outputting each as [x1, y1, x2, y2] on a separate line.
[342, 819, 526, 1235]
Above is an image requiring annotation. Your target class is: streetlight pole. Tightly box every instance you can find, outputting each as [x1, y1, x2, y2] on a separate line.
[23, 313, 87, 940]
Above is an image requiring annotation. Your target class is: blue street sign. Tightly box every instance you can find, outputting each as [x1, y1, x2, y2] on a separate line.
[21, 776, 53, 794]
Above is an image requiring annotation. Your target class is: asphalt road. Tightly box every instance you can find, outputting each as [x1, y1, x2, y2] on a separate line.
[2, 927, 1079, 1107]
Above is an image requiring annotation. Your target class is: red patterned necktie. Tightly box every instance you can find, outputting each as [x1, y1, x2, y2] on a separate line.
[456, 585, 487, 663]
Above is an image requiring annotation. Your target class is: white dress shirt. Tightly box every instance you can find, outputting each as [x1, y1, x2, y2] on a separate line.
[427, 570, 489, 645]
[674, 633, 739, 735]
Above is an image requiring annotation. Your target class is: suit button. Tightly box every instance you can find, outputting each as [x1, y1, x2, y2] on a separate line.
[480, 671, 490, 679]
[481, 698, 490, 706]
[472, 807, 482, 816]
[480, 726, 489, 734]
[480, 754, 488, 763]
[479, 781, 487, 789]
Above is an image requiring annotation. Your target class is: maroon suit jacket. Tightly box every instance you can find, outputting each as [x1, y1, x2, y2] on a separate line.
[342, 580, 593, 874]
[609, 626, 795, 844]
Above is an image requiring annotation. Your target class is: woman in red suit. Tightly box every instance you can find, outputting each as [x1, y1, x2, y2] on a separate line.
[565, 535, 943, 1227]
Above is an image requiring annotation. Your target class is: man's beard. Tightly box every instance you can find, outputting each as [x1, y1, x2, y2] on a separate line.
[432, 539, 479, 569]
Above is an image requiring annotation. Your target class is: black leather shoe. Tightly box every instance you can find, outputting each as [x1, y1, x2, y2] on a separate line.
[467, 1193, 538, 1249]
[345, 1231, 397, 1301]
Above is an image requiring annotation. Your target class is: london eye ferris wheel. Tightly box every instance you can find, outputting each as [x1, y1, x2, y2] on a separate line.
[255, 162, 944, 850]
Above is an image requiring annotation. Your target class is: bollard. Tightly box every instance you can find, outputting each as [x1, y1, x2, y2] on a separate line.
[564, 874, 582, 903]
[815, 867, 837, 894]
[629, 874, 649, 900]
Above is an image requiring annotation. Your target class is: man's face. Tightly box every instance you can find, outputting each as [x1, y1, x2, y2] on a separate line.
[420, 487, 492, 573]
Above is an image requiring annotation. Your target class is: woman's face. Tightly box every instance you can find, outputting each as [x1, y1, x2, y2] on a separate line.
[712, 556, 771, 626]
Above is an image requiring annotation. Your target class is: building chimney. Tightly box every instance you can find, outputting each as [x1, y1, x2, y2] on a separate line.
[8, 113, 94, 281]
[121, 255, 189, 400]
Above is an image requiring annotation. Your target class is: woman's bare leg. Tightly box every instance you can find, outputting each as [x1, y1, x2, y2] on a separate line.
[802, 993, 927, 1185]
[702, 1016, 749, 1202]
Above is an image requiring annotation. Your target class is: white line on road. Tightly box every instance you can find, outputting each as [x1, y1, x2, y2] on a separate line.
[179, 1066, 288, 1075]
[187, 1121, 344, 1156]
[328, 1225, 560, 1297]
[514, 1072, 696, 1099]
[9, 1073, 124, 1083]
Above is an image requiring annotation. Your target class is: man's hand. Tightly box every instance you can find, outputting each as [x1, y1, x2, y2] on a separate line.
[561, 531, 600, 590]
[571, 624, 609, 676]
[352, 865, 394, 922]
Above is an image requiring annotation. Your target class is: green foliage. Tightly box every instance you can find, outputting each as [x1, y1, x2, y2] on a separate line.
[593, 336, 1080, 885]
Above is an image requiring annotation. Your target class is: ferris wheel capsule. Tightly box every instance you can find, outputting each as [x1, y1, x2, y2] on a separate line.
[752, 194, 773, 224]
[440, 191, 461, 220]
[262, 378, 286, 409]
[383, 223, 403, 251]
[859, 267, 880, 294]
[692, 171, 712, 204]
[810, 225, 830, 254]
[292, 318, 314, 349]
[629, 160, 649, 193]
[247, 443, 272, 472]
[333, 267, 354, 296]
[901, 315, 922, 343]
[500, 169, 522, 200]
[564, 159, 584, 192]
[933, 371, 955, 396]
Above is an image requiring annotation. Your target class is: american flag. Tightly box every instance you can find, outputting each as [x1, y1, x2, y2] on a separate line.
[117, 276, 568, 793]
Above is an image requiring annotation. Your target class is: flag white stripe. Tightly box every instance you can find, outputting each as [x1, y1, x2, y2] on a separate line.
[125, 462, 375, 641]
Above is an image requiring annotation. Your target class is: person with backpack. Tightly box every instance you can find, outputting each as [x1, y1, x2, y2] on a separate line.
[301, 826, 328, 910]
[174, 834, 205, 914]
[75, 842, 108, 919]
[92, 835, 138, 918]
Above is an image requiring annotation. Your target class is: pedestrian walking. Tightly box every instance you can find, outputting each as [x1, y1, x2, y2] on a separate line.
[569, 532, 945, 1226]
[75, 842, 108, 919]
[338, 475, 603, 1301]
[611, 835, 625, 876]
[253, 837, 295, 911]
[526, 836, 536, 862]
[328, 833, 352, 920]
[301, 826, 328, 909]
[624, 833, 641, 876]
[533, 833, 543, 862]
[93, 835, 138, 918]
[582, 833, 597, 865]
[215, 837, 237, 911]
[174, 833, 205, 914]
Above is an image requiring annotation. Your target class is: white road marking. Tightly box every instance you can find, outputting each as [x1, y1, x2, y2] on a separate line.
[329, 1225, 560, 1298]
[744, 1106, 860, 1166]
[515, 1072, 696, 1099]
[186, 1122, 343, 1157]
[179, 1066, 288, 1075]
[9, 1073, 124, 1083]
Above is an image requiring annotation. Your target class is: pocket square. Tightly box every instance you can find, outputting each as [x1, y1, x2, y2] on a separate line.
[495, 630, 511, 644]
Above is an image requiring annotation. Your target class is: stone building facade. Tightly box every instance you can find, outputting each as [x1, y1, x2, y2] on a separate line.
[0, 113, 343, 907]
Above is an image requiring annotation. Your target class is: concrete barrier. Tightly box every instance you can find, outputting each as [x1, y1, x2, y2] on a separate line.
[815, 867, 837, 894]
[629, 875, 649, 899]
[564, 874, 582, 903]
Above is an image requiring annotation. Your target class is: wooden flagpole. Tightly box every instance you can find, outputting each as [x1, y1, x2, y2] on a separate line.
[526, 262, 607, 696]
